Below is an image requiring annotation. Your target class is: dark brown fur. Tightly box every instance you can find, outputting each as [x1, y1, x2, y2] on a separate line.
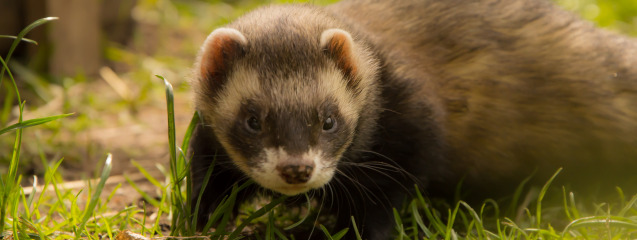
[329, 0, 637, 195]
[190, 0, 637, 239]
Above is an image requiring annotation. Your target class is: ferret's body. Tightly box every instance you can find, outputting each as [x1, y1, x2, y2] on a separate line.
[332, 0, 637, 194]
[189, 0, 637, 239]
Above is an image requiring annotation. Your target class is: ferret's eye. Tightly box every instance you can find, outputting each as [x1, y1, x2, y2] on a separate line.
[322, 116, 336, 132]
[246, 116, 261, 132]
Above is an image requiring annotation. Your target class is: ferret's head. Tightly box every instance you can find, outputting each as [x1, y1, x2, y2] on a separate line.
[192, 6, 380, 195]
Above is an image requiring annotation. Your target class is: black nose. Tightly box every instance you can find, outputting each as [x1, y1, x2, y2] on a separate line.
[276, 163, 314, 184]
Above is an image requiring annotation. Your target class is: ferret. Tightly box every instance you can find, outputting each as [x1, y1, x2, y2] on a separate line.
[189, 0, 637, 239]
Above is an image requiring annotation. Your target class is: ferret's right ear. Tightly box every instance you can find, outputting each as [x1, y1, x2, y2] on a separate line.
[199, 28, 247, 94]
[320, 29, 361, 90]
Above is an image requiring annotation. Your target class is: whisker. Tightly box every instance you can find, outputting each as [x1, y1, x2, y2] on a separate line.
[341, 161, 414, 196]
[351, 149, 425, 186]
[334, 167, 385, 207]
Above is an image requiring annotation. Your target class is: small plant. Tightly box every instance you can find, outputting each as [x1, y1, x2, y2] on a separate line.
[0, 18, 117, 240]
[0, 17, 70, 236]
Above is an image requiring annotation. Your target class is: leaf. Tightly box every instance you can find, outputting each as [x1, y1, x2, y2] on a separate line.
[320, 224, 335, 240]
[330, 227, 349, 240]
[77, 154, 113, 237]
[536, 168, 562, 227]
[1, 17, 58, 85]
[561, 216, 637, 237]
[284, 193, 311, 230]
[0, 35, 37, 45]
[156, 75, 181, 235]
[351, 216, 362, 240]
[410, 200, 433, 238]
[0, 113, 74, 135]
[227, 195, 287, 240]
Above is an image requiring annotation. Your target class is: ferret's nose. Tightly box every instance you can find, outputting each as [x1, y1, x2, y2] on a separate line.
[276, 163, 314, 184]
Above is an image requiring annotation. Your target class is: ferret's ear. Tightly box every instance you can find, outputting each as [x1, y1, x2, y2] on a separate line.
[320, 29, 359, 89]
[199, 28, 247, 94]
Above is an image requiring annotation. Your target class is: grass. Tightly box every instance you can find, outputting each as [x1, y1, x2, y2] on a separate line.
[2, 0, 637, 239]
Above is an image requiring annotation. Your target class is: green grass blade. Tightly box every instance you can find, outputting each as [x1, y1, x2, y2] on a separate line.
[130, 160, 162, 189]
[1, 55, 27, 233]
[0, 55, 21, 107]
[567, 191, 581, 220]
[1, 17, 57, 86]
[501, 217, 530, 239]
[40, 158, 65, 219]
[180, 112, 199, 234]
[204, 179, 254, 235]
[351, 216, 362, 240]
[561, 216, 637, 237]
[157, 75, 177, 171]
[445, 202, 461, 240]
[415, 187, 446, 234]
[460, 201, 487, 239]
[618, 194, 637, 217]
[561, 187, 574, 222]
[410, 200, 433, 238]
[1, 81, 14, 125]
[507, 170, 534, 217]
[616, 187, 626, 207]
[393, 208, 406, 240]
[536, 168, 562, 227]
[266, 211, 275, 240]
[101, 217, 114, 240]
[227, 195, 287, 240]
[1, 103, 24, 233]
[284, 193, 311, 230]
[481, 199, 502, 238]
[180, 111, 199, 161]
[202, 195, 228, 234]
[192, 157, 216, 233]
[19, 184, 30, 220]
[273, 227, 289, 240]
[157, 75, 183, 235]
[320, 224, 335, 240]
[100, 183, 121, 214]
[0, 36, 37, 45]
[0, 55, 23, 223]
[76, 153, 113, 238]
[124, 175, 164, 210]
[0, 113, 74, 135]
[26, 176, 37, 212]
[330, 227, 349, 240]
[152, 190, 168, 238]
[204, 185, 249, 236]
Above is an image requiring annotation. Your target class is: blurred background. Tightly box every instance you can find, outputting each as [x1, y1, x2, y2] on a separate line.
[0, 0, 635, 182]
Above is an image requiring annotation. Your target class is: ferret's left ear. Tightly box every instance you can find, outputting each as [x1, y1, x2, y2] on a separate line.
[320, 29, 360, 89]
